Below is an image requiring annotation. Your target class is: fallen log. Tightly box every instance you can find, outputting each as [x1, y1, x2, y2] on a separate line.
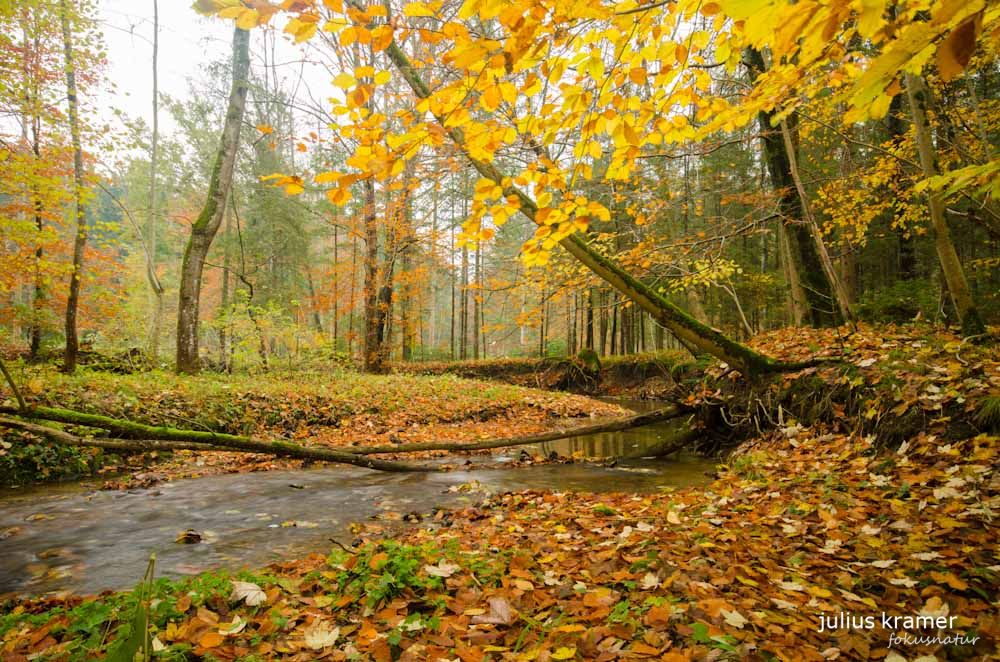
[0, 416, 218, 453]
[0, 411, 432, 473]
[0, 403, 694, 471]
[347, 405, 690, 455]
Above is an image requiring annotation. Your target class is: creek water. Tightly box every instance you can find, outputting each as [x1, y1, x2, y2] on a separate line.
[0, 401, 715, 597]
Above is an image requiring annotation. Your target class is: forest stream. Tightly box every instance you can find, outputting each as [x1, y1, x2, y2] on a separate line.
[0, 401, 715, 597]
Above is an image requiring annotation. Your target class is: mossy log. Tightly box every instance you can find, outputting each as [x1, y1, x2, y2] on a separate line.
[0, 408, 431, 472]
[0, 404, 692, 471]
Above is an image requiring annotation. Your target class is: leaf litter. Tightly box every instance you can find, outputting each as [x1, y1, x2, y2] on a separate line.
[1, 324, 998, 660]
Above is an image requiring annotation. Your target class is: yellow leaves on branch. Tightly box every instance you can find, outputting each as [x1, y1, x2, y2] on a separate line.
[260, 173, 305, 196]
[718, 0, 1000, 123]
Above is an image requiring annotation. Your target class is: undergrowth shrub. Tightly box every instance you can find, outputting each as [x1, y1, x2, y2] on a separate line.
[0, 433, 112, 486]
[855, 279, 938, 324]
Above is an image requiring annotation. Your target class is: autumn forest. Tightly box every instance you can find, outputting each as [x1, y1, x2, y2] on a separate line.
[0, 0, 999, 660]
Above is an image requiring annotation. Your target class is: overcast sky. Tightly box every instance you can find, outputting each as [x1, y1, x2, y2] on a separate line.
[97, 0, 335, 142]
[98, 1, 232, 133]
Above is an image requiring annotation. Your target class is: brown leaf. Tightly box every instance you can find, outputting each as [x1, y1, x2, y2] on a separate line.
[470, 597, 513, 626]
[936, 12, 983, 82]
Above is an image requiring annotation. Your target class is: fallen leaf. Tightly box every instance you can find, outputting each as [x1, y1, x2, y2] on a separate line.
[304, 620, 340, 650]
[230, 580, 267, 606]
[423, 560, 460, 578]
[552, 646, 577, 660]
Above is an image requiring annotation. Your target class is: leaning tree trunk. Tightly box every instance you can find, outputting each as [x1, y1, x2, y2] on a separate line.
[904, 73, 986, 337]
[60, 0, 88, 374]
[379, 37, 804, 377]
[176, 27, 250, 374]
[778, 120, 856, 329]
[744, 48, 837, 328]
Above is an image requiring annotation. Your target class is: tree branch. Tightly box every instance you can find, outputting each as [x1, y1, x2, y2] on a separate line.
[0, 357, 26, 412]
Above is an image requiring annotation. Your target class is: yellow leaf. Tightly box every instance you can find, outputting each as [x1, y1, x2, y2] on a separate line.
[256, 124, 274, 134]
[628, 67, 647, 85]
[857, 0, 886, 39]
[333, 73, 357, 89]
[374, 70, 392, 85]
[555, 624, 586, 633]
[551, 647, 576, 661]
[457, 0, 481, 19]
[314, 171, 341, 184]
[480, 86, 501, 112]
[236, 8, 259, 30]
[327, 187, 352, 205]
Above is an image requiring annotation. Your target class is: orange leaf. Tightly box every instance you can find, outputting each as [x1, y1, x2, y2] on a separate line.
[199, 632, 225, 649]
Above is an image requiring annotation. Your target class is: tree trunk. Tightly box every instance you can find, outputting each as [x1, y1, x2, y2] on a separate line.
[219, 212, 231, 370]
[904, 73, 986, 336]
[29, 112, 44, 362]
[473, 247, 480, 360]
[0, 404, 689, 469]
[460, 243, 468, 360]
[778, 120, 856, 329]
[176, 27, 250, 374]
[146, 0, 164, 361]
[332, 222, 339, 348]
[777, 222, 806, 325]
[0, 412, 426, 473]
[887, 92, 917, 280]
[306, 270, 323, 333]
[362, 181, 380, 371]
[60, 0, 88, 374]
[744, 48, 837, 328]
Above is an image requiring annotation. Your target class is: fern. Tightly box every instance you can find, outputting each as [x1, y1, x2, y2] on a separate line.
[975, 396, 1000, 431]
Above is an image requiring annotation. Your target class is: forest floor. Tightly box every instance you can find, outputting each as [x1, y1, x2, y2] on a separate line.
[0, 368, 626, 488]
[1, 324, 999, 660]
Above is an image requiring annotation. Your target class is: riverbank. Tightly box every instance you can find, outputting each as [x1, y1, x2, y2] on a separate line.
[1, 369, 626, 488]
